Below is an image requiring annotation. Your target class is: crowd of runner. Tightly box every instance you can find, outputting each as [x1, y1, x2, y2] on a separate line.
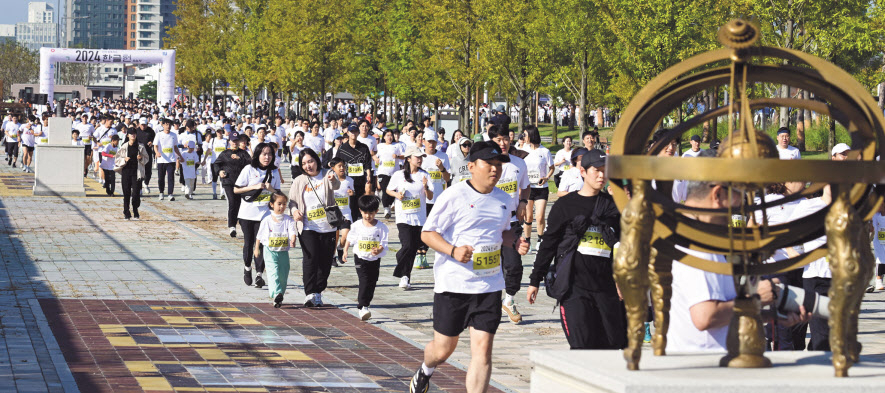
[3, 96, 884, 393]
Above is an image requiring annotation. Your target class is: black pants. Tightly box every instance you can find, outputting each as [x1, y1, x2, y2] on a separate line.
[395, 223, 422, 278]
[417, 204, 434, 252]
[765, 268, 805, 351]
[290, 165, 302, 180]
[804, 277, 831, 351]
[560, 290, 627, 349]
[502, 221, 523, 296]
[300, 230, 336, 295]
[239, 218, 265, 273]
[121, 171, 141, 217]
[211, 164, 220, 183]
[553, 173, 562, 189]
[143, 156, 153, 186]
[156, 162, 176, 195]
[350, 176, 368, 221]
[102, 169, 116, 195]
[222, 185, 241, 228]
[6, 142, 18, 163]
[355, 256, 381, 308]
[378, 174, 394, 208]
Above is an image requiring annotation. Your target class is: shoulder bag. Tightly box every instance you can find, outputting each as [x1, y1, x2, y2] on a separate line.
[307, 175, 346, 228]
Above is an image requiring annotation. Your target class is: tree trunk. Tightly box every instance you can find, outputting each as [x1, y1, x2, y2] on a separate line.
[710, 88, 718, 144]
[779, 18, 793, 129]
[797, 90, 807, 151]
[433, 100, 439, 133]
[578, 50, 588, 134]
[517, 90, 525, 133]
[828, 116, 836, 153]
[552, 102, 558, 143]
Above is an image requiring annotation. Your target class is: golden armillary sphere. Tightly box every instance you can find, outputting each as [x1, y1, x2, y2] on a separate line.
[607, 19, 885, 377]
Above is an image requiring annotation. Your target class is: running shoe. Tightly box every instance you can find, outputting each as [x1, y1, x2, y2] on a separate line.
[133, 210, 139, 220]
[399, 276, 411, 290]
[255, 274, 265, 288]
[643, 322, 652, 343]
[145, 185, 151, 194]
[273, 293, 283, 308]
[502, 298, 522, 324]
[213, 193, 218, 200]
[220, 193, 225, 200]
[185, 194, 193, 200]
[229, 227, 237, 238]
[359, 307, 372, 321]
[243, 268, 253, 286]
[409, 367, 431, 393]
[168, 195, 175, 201]
[158, 194, 165, 201]
[877, 278, 884, 291]
[315, 293, 324, 307]
[413, 254, 430, 269]
[304, 294, 316, 307]
[383, 207, 391, 219]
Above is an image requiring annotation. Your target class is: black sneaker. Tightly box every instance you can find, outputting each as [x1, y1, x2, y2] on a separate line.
[273, 293, 283, 308]
[255, 275, 265, 288]
[133, 210, 140, 220]
[409, 367, 431, 393]
[244, 269, 253, 286]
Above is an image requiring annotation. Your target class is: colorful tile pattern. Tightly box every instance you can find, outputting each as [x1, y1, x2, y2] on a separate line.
[41, 299, 495, 392]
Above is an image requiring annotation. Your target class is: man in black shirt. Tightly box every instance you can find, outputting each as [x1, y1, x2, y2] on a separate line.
[526, 149, 626, 349]
[335, 122, 374, 220]
[214, 134, 252, 237]
[136, 117, 157, 193]
[488, 105, 511, 131]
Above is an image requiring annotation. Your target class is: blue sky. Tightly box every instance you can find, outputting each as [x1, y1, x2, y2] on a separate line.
[0, 1, 52, 25]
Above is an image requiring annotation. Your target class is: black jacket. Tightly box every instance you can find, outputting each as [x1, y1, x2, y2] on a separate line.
[213, 148, 251, 187]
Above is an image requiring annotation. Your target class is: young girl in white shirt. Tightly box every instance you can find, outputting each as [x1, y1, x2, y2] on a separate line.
[255, 191, 297, 308]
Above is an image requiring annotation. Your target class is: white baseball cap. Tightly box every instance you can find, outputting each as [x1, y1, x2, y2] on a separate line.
[831, 143, 850, 156]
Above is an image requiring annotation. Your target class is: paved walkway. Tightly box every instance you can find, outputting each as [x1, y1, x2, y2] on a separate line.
[1, 161, 885, 392]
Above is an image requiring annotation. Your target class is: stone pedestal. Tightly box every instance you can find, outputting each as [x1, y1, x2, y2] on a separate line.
[33, 117, 85, 197]
[530, 350, 885, 393]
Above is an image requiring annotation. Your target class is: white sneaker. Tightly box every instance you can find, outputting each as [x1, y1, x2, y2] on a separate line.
[399, 276, 411, 290]
[877, 278, 884, 291]
[145, 186, 151, 194]
[158, 194, 165, 201]
[315, 292, 324, 306]
[359, 307, 372, 321]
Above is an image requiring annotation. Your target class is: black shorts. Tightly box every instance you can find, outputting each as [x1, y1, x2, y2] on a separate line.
[529, 187, 549, 201]
[84, 145, 92, 157]
[433, 291, 502, 337]
[23, 145, 34, 153]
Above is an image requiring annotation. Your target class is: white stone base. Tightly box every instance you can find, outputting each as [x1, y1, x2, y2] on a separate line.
[33, 144, 86, 197]
[531, 350, 885, 393]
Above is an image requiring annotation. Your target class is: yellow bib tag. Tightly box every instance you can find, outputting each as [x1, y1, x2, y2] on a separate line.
[729, 214, 745, 228]
[577, 226, 612, 257]
[429, 170, 442, 181]
[82, 137, 91, 143]
[358, 240, 380, 252]
[496, 180, 517, 194]
[335, 196, 349, 207]
[472, 244, 502, 276]
[401, 197, 420, 212]
[348, 163, 364, 176]
[382, 161, 395, 168]
[255, 192, 272, 203]
[307, 207, 327, 222]
[162, 147, 173, 154]
[878, 230, 885, 245]
[268, 236, 288, 249]
[563, 165, 571, 171]
[38, 138, 48, 144]
[186, 160, 195, 166]
[215, 146, 225, 153]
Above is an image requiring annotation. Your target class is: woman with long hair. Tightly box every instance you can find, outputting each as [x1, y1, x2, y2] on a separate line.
[234, 143, 281, 289]
[376, 129, 405, 218]
[288, 148, 340, 307]
[552, 136, 573, 188]
[521, 126, 554, 252]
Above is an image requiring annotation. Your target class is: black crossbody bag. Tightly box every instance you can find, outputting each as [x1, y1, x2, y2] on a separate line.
[307, 176, 346, 227]
[242, 169, 273, 202]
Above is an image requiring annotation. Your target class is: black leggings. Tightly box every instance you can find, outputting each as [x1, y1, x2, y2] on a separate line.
[121, 172, 141, 217]
[103, 169, 116, 195]
[300, 230, 336, 295]
[417, 204, 433, 253]
[222, 185, 241, 228]
[350, 177, 368, 221]
[143, 156, 153, 186]
[502, 221, 523, 296]
[394, 223, 422, 278]
[211, 164, 220, 183]
[156, 162, 176, 195]
[355, 256, 381, 308]
[378, 174, 394, 208]
[239, 218, 265, 273]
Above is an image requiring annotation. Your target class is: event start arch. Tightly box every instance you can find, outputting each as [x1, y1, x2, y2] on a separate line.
[39, 48, 176, 106]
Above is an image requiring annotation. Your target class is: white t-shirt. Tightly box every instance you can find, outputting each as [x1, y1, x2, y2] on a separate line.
[302, 173, 336, 233]
[388, 170, 432, 226]
[776, 145, 801, 160]
[667, 246, 735, 352]
[4, 122, 20, 143]
[234, 165, 281, 221]
[153, 132, 179, 164]
[376, 142, 404, 176]
[682, 148, 703, 157]
[753, 194, 804, 263]
[557, 167, 583, 194]
[346, 219, 390, 261]
[522, 145, 554, 188]
[420, 150, 451, 204]
[20, 124, 35, 147]
[304, 133, 325, 154]
[423, 181, 516, 294]
[257, 214, 297, 252]
[180, 150, 200, 179]
[99, 143, 119, 170]
[95, 127, 118, 148]
[323, 127, 340, 146]
[206, 138, 226, 164]
[495, 155, 530, 221]
[357, 134, 378, 153]
[553, 149, 572, 174]
[77, 122, 95, 145]
[334, 176, 355, 222]
[34, 125, 48, 145]
[179, 131, 201, 151]
[787, 198, 830, 278]
[873, 213, 885, 265]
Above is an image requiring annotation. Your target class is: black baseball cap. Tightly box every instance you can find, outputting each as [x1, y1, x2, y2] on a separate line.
[581, 149, 607, 168]
[777, 127, 790, 135]
[469, 141, 510, 163]
[347, 124, 359, 134]
[690, 135, 701, 142]
[161, 117, 174, 124]
[571, 147, 589, 160]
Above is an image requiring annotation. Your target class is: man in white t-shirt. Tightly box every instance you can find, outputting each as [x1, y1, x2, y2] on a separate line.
[667, 150, 808, 352]
[153, 118, 185, 201]
[682, 134, 704, 157]
[409, 141, 529, 393]
[775, 127, 801, 160]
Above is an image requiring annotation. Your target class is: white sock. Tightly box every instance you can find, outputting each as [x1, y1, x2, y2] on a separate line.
[244, 266, 251, 271]
[504, 294, 514, 304]
[421, 363, 435, 376]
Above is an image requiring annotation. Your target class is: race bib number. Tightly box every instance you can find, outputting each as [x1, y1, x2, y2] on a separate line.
[307, 206, 327, 223]
[214, 146, 225, 153]
[401, 196, 420, 213]
[729, 214, 745, 228]
[102, 140, 110, 146]
[109, 148, 118, 156]
[472, 243, 502, 277]
[382, 161, 395, 168]
[82, 137, 91, 143]
[335, 196, 349, 207]
[186, 160, 195, 166]
[577, 226, 612, 257]
[496, 180, 517, 195]
[38, 137, 48, 144]
[268, 235, 288, 250]
[878, 230, 885, 245]
[563, 165, 571, 171]
[255, 192, 272, 203]
[348, 163, 364, 176]
[357, 240, 380, 253]
[429, 170, 442, 181]
[528, 170, 541, 185]
[162, 147, 173, 154]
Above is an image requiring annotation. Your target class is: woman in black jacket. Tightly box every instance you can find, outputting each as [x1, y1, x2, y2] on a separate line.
[214, 134, 252, 237]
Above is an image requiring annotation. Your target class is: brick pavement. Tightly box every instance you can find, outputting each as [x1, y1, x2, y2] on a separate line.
[1, 162, 885, 392]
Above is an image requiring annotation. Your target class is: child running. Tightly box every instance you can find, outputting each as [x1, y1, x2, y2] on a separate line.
[181, 141, 199, 199]
[329, 157, 355, 266]
[342, 195, 389, 321]
[255, 191, 297, 308]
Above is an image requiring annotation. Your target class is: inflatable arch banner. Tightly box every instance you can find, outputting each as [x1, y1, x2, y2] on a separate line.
[39, 48, 176, 106]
